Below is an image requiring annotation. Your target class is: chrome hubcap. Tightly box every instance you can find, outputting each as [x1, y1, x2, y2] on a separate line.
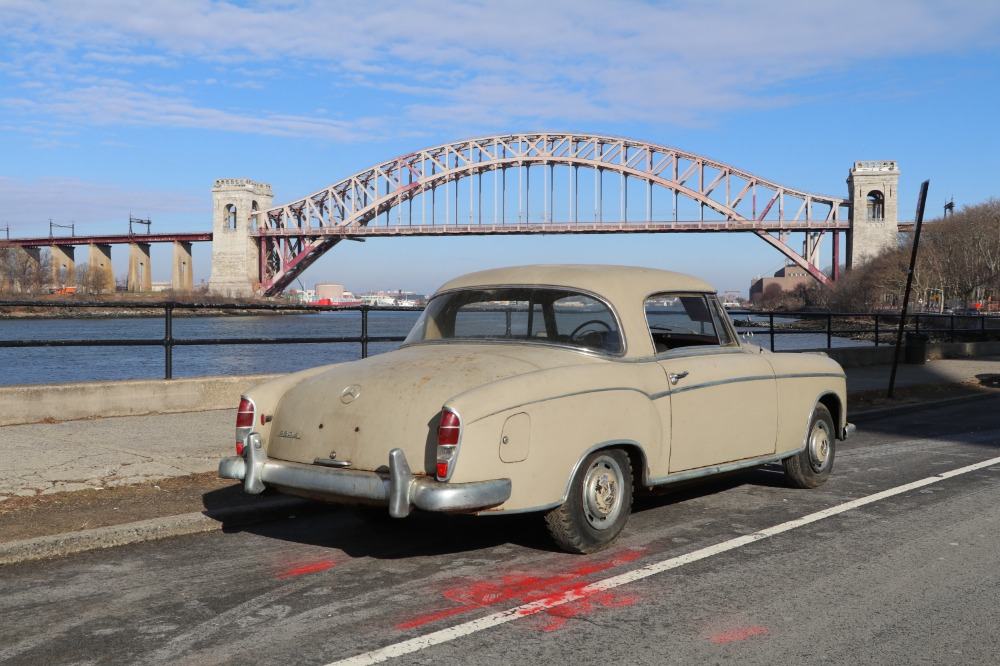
[583, 455, 624, 530]
[809, 421, 831, 472]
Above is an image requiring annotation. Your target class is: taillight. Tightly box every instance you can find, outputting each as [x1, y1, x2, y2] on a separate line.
[236, 397, 255, 455]
[436, 409, 462, 481]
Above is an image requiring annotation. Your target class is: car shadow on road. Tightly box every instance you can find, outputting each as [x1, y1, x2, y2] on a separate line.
[210, 497, 558, 558]
[203, 465, 798, 559]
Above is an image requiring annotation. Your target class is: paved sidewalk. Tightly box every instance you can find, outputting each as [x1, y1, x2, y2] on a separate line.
[2, 356, 999, 503]
[0, 410, 234, 501]
[844, 355, 1000, 393]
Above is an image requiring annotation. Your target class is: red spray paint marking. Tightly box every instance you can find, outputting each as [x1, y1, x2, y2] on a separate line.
[711, 626, 769, 644]
[276, 559, 337, 579]
[397, 549, 644, 631]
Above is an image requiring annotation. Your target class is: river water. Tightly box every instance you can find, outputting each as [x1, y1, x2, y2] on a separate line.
[0, 312, 870, 386]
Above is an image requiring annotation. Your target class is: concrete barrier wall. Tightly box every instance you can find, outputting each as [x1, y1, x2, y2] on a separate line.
[0, 374, 279, 426]
[818, 340, 1000, 368]
[3, 339, 998, 426]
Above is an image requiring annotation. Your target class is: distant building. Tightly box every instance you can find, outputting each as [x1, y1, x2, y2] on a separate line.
[748, 265, 813, 305]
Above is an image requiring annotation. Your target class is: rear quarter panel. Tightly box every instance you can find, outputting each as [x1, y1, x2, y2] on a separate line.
[765, 351, 848, 453]
[445, 361, 666, 512]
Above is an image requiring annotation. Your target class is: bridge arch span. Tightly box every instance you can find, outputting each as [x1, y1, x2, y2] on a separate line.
[258, 133, 850, 295]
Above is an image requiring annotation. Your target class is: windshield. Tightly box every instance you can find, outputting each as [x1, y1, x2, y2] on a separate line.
[403, 287, 623, 355]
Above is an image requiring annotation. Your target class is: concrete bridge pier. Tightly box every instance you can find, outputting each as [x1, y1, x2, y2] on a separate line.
[172, 241, 194, 291]
[50, 245, 75, 290]
[88, 243, 115, 293]
[127, 242, 152, 292]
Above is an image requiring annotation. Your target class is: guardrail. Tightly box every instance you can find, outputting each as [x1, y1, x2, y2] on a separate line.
[1, 300, 998, 380]
[0, 300, 417, 379]
[730, 310, 1000, 351]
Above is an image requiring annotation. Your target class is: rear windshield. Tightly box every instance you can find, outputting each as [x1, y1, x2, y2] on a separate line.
[403, 287, 623, 355]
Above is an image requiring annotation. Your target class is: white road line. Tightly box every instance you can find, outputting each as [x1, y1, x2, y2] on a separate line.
[329, 454, 1000, 666]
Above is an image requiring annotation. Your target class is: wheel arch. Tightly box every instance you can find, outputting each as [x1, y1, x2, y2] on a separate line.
[556, 439, 648, 506]
[816, 390, 847, 440]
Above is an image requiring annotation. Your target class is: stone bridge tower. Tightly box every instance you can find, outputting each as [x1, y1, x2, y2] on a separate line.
[207, 179, 273, 297]
[847, 161, 899, 268]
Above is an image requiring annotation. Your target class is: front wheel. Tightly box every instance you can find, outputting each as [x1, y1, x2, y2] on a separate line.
[544, 449, 633, 554]
[783, 404, 835, 489]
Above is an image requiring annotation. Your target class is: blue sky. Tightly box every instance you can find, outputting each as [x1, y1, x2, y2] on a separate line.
[2, 0, 999, 296]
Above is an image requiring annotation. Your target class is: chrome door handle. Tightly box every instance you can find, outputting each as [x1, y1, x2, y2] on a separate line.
[669, 371, 689, 385]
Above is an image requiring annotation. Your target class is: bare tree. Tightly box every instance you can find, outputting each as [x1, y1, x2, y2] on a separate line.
[75, 262, 108, 296]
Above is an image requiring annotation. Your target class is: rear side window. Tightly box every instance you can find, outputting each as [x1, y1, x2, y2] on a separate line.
[405, 287, 623, 355]
[645, 293, 735, 353]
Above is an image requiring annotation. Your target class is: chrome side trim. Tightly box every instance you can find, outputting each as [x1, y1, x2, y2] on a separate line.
[477, 386, 655, 421]
[645, 447, 802, 487]
[218, 436, 512, 517]
[663, 374, 776, 397]
[498, 443, 799, 516]
[773, 372, 847, 381]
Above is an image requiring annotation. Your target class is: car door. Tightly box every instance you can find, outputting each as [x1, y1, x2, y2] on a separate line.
[646, 293, 778, 473]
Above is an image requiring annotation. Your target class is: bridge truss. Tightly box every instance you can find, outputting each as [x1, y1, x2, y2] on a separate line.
[258, 133, 850, 295]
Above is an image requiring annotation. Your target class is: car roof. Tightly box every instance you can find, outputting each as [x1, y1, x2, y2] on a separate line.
[434, 265, 720, 359]
[436, 264, 716, 300]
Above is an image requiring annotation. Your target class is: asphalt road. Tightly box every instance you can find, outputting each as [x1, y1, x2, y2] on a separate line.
[2, 396, 999, 666]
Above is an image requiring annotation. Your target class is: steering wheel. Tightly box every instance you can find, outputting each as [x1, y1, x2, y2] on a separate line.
[570, 319, 613, 341]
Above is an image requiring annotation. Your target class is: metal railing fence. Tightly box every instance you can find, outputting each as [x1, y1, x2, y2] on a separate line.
[2, 300, 998, 380]
[729, 310, 1000, 351]
[0, 300, 417, 379]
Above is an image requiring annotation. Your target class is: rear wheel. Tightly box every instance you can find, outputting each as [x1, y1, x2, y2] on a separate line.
[545, 449, 633, 554]
[783, 404, 835, 489]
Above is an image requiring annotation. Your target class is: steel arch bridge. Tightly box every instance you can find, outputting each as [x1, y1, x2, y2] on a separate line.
[257, 133, 850, 295]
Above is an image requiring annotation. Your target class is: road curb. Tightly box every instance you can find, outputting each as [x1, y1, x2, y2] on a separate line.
[0, 497, 317, 567]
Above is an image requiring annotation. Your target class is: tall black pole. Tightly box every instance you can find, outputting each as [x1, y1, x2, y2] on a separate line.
[888, 180, 930, 398]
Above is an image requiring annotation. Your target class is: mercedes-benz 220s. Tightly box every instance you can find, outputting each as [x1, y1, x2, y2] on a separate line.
[220, 265, 854, 553]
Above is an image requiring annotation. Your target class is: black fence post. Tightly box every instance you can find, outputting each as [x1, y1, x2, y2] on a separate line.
[874, 314, 880, 347]
[164, 302, 174, 379]
[768, 312, 775, 351]
[361, 304, 369, 359]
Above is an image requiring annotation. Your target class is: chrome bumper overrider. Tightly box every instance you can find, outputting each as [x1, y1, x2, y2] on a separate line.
[843, 422, 856, 440]
[218, 432, 512, 518]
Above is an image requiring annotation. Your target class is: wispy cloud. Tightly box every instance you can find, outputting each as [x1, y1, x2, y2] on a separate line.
[0, 176, 204, 233]
[1, 0, 999, 141]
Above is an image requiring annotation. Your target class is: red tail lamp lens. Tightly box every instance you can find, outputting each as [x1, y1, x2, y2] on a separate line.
[236, 398, 255, 454]
[436, 410, 461, 481]
[236, 398, 254, 429]
[437, 411, 461, 446]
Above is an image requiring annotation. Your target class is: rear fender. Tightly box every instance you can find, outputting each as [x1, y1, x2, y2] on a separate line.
[447, 373, 663, 512]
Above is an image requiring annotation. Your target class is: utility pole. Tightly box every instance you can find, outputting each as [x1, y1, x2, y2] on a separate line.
[49, 220, 75, 238]
[129, 215, 152, 236]
[888, 180, 930, 399]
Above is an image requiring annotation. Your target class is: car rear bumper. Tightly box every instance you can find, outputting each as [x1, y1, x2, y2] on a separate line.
[219, 432, 511, 518]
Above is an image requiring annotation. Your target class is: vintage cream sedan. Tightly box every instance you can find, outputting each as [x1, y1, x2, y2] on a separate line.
[220, 265, 854, 553]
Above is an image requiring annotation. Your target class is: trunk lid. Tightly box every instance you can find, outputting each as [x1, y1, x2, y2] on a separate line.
[264, 344, 583, 474]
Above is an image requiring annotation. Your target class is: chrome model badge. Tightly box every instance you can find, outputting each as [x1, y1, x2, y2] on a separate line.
[341, 384, 362, 404]
[278, 430, 301, 439]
